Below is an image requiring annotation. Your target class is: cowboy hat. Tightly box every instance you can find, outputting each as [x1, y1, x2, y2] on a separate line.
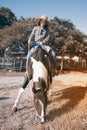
[36, 15, 48, 21]
[40, 15, 48, 21]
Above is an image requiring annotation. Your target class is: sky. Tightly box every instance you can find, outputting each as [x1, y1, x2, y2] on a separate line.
[0, 0, 87, 34]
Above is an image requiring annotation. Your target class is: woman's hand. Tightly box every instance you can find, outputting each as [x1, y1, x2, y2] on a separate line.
[39, 41, 43, 45]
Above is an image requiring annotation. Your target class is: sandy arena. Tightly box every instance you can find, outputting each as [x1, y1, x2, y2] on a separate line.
[0, 71, 87, 130]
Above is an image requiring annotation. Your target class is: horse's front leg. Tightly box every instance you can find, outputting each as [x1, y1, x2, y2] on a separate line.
[13, 88, 24, 108]
[11, 74, 29, 114]
[39, 100, 45, 123]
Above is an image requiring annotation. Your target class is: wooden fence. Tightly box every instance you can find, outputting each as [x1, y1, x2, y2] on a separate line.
[0, 57, 26, 71]
[0, 56, 87, 72]
[57, 56, 87, 72]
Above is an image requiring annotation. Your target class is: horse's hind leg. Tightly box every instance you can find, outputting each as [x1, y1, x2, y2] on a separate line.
[11, 74, 29, 114]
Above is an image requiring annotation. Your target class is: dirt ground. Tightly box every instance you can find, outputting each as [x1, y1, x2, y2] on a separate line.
[0, 71, 87, 130]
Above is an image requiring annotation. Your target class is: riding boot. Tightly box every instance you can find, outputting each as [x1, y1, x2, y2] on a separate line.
[49, 49, 59, 75]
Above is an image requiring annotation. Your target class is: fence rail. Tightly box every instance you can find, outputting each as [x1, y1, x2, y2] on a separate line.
[0, 57, 26, 71]
[57, 57, 87, 72]
[0, 57, 87, 72]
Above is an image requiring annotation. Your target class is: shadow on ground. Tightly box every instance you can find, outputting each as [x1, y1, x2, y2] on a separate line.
[0, 97, 9, 100]
[47, 86, 87, 121]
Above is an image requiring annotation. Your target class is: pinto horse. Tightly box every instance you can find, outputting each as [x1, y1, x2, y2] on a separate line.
[11, 47, 53, 123]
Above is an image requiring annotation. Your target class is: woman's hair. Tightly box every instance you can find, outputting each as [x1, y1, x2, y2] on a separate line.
[38, 19, 49, 30]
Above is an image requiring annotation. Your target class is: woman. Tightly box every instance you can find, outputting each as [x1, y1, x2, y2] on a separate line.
[26, 15, 58, 73]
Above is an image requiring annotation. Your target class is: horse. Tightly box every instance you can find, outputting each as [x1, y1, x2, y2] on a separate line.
[11, 46, 53, 123]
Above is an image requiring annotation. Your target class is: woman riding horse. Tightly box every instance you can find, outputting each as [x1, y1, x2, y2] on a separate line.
[11, 15, 57, 123]
[26, 15, 58, 74]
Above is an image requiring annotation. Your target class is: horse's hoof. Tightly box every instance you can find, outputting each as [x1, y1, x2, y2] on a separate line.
[40, 120, 45, 124]
[40, 119, 45, 124]
[10, 106, 17, 115]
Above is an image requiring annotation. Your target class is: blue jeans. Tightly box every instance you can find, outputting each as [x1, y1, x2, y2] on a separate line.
[26, 43, 57, 72]
[26, 46, 38, 72]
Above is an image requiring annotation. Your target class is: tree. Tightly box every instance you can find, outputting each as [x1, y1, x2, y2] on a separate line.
[0, 7, 17, 28]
